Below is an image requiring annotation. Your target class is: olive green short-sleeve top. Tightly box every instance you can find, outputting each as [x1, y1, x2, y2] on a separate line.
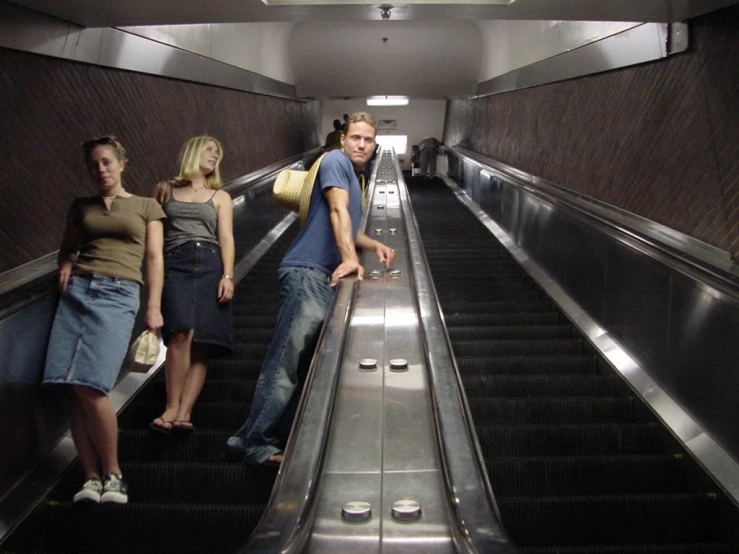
[60, 195, 166, 284]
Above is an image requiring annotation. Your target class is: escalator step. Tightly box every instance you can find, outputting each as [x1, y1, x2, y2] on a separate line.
[451, 338, 586, 356]
[486, 454, 708, 496]
[447, 324, 572, 340]
[41, 503, 265, 554]
[455, 354, 600, 376]
[467, 397, 636, 424]
[499, 494, 728, 547]
[472, 422, 667, 457]
[462, 374, 622, 397]
[445, 311, 561, 325]
[517, 544, 737, 553]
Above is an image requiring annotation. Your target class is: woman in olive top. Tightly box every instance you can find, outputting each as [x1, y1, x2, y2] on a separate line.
[149, 136, 234, 434]
[43, 136, 165, 504]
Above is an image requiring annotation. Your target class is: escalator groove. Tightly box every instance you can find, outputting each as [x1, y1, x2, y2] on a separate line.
[1, 226, 297, 554]
[407, 176, 739, 553]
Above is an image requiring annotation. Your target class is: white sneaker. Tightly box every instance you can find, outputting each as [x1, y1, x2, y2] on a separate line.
[73, 478, 103, 503]
[100, 474, 128, 504]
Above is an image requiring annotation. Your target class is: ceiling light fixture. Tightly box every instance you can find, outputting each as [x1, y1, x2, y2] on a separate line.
[367, 96, 409, 106]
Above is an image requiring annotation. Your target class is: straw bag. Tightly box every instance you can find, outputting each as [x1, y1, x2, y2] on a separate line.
[129, 330, 160, 373]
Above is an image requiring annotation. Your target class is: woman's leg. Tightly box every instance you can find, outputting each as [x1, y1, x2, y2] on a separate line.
[70, 394, 101, 481]
[156, 329, 193, 426]
[175, 342, 208, 425]
[72, 385, 121, 477]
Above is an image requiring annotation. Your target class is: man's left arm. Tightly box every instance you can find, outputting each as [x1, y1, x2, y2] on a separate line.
[356, 232, 396, 266]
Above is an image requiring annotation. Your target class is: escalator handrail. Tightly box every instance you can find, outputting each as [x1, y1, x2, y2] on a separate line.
[395, 161, 518, 553]
[447, 145, 739, 293]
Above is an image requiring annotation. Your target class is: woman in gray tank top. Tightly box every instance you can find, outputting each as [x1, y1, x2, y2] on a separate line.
[149, 136, 235, 434]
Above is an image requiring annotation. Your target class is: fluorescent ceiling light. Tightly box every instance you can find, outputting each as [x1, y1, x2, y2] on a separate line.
[264, 1, 514, 5]
[367, 96, 409, 106]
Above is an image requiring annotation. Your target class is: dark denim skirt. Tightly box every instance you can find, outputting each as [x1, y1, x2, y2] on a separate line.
[161, 240, 234, 358]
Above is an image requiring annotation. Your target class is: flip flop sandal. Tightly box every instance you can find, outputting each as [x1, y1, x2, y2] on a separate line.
[172, 420, 195, 433]
[148, 418, 173, 435]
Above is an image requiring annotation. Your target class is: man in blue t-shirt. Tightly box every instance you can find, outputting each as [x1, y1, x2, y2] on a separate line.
[226, 112, 396, 466]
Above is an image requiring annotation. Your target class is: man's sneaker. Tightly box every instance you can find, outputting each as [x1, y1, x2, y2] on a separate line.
[73, 478, 102, 503]
[100, 474, 128, 504]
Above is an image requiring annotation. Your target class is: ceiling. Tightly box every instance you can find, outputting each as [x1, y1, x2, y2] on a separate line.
[6, 0, 738, 101]
[7, 0, 739, 27]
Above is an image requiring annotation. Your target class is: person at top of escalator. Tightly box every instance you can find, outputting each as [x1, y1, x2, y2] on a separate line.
[419, 136, 441, 178]
[225, 112, 396, 467]
[324, 118, 343, 151]
[147, 136, 235, 435]
[43, 135, 166, 505]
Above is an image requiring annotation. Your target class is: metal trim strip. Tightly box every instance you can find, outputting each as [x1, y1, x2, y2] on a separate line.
[476, 23, 687, 98]
[0, 2, 297, 99]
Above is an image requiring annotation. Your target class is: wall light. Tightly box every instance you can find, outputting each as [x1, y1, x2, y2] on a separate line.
[367, 96, 409, 106]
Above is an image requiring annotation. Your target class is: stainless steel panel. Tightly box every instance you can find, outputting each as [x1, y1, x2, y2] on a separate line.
[381, 472, 454, 554]
[476, 23, 685, 98]
[0, 2, 297, 100]
[321, 285, 385, 474]
[306, 473, 382, 553]
[306, 149, 456, 552]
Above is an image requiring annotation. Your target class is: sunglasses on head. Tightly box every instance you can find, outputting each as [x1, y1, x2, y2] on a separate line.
[82, 136, 117, 150]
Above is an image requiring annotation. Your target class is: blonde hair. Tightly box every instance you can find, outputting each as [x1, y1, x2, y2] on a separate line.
[175, 135, 224, 189]
[344, 112, 377, 136]
[82, 135, 128, 165]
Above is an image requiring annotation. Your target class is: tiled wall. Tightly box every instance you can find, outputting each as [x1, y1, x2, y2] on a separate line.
[0, 48, 321, 273]
[445, 6, 738, 262]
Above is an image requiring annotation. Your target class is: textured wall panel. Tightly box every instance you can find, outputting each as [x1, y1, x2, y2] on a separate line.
[0, 49, 320, 273]
[444, 6, 739, 262]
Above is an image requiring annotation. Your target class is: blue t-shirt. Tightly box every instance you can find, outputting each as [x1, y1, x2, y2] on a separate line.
[281, 150, 363, 275]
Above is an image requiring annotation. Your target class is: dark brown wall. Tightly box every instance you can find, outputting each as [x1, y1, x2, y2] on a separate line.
[0, 48, 321, 273]
[444, 6, 739, 261]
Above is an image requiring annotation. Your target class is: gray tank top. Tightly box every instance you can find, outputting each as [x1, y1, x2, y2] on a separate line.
[163, 191, 219, 252]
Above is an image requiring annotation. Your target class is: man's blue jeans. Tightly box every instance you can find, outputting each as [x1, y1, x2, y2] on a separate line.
[227, 266, 334, 465]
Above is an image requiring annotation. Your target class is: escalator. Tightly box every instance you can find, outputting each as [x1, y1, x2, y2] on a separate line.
[0, 226, 298, 554]
[407, 176, 739, 553]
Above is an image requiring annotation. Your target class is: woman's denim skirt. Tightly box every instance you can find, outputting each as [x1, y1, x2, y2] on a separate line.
[161, 240, 234, 357]
[43, 274, 140, 395]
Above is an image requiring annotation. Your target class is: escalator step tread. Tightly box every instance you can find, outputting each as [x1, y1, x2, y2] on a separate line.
[456, 354, 600, 375]
[486, 454, 714, 496]
[462, 374, 622, 396]
[468, 397, 636, 424]
[447, 324, 574, 340]
[517, 545, 738, 553]
[35, 503, 265, 554]
[49, 462, 277, 504]
[498, 494, 727, 546]
[475, 423, 670, 456]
